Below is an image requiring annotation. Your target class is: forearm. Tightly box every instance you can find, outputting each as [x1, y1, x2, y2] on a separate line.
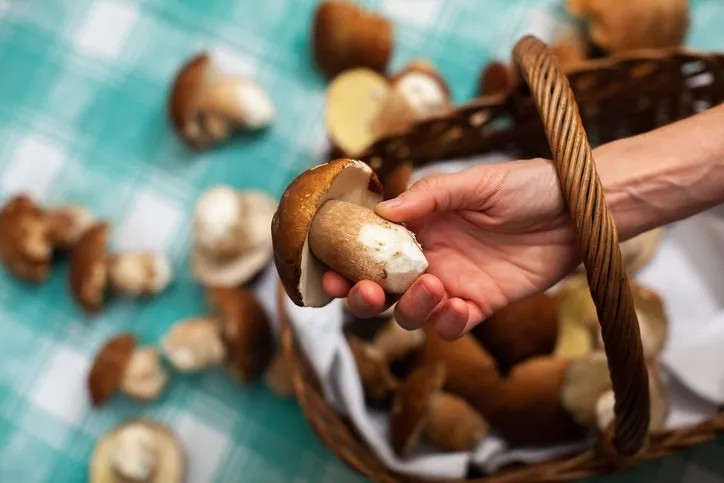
[594, 104, 724, 240]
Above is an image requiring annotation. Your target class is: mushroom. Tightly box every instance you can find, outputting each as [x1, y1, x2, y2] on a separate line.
[88, 333, 168, 406]
[325, 68, 391, 157]
[169, 50, 275, 149]
[90, 419, 185, 483]
[554, 275, 668, 361]
[161, 316, 225, 372]
[478, 61, 518, 97]
[567, 0, 689, 54]
[313, 0, 393, 78]
[272, 159, 428, 307]
[0, 195, 53, 282]
[372, 60, 451, 140]
[390, 363, 487, 456]
[191, 186, 277, 287]
[46, 204, 95, 249]
[207, 285, 274, 382]
[472, 292, 558, 373]
[69, 223, 172, 314]
[264, 352, 295, 397]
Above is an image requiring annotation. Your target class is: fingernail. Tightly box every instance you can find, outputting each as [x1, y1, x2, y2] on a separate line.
[415, 283, 434, 305]
[377, 197, 404, 211]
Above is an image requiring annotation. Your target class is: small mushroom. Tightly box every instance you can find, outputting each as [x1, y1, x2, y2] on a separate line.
[472, 292, 558, 372]
[161, 316, 225, 372]
[348, 320, 424, 404]
[207, 286, 274, 382]
[88, 333, 168, 406]
[90, 419, 185, 483]
[567, 0, 689, 54]
[325, 69, 391, 157]
[0, 195, 53, 282]
[313, 0, 393, 78]
[390, 363, 487, 457]
[191, 186, 277, 287]
[169, 50, 275, 149]
[70, 223, 172, 314]
[372, 60, 451, 139]
[272, 159, 428, 307]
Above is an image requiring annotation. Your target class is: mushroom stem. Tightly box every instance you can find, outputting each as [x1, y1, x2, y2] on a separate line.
[108, 252, 172, 295]
[308, 200, 427, 294]
[425, 392, 488, 452]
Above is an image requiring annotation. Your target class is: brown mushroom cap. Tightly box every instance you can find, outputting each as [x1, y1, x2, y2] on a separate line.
[473, 292, 558, 372]
[348, 335, 398, 403]
[390, 363, 446, 456]
[88, 333, 137, 406]
[0, 195, 52, 282]
[272, 159, 382, 307]
[90, 419, 185, 483]
[70, 222, 110, 314]
[313, 0, 393, 78]
[478, 61, 518, 97]
[207, 286, 273, 382]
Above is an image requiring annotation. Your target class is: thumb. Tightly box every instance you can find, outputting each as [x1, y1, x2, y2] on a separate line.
[375, 166, 498, 222]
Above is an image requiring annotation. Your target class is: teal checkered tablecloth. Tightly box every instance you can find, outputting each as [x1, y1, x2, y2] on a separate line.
[0, 0, 723, 481]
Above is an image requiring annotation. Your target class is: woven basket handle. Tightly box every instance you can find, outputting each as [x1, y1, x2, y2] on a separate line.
[512, 36, 650, 454]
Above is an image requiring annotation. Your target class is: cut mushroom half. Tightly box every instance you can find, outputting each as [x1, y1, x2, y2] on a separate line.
[161, 316, 225, 372]
[390, 363, 487, 456]
[272, 159, 428, 307]
[169, 49, 275, 149]
[90, 419, 185, 483]
[88, 333, 168, 406]
[191, 186, 277, 287]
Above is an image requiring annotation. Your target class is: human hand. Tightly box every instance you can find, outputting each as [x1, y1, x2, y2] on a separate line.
[323, 158, 580, 340]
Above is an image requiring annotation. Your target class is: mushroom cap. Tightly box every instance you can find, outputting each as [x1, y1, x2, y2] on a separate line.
[390, 363, 446, 456]
[90, 419, 185, 483]
[347, 335, 398, 403]
[88, 333, 137, 406]
[69, 222, 110, 314]
[169, 51, 274, 149]
[207, 286, 273, 382]
[191, 188, 277, 287]
[272, 159, 382, 307]
[478, 61, 518, 97]
[0, 195, 52, 282]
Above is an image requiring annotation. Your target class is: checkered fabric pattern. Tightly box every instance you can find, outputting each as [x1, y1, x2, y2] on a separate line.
[0, 0, 722, 481]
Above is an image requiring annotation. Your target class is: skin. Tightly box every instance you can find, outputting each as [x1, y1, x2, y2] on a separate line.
[325, 104, 724, 340]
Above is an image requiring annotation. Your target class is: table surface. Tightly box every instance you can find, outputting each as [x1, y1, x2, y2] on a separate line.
[0, 0, 723, 481]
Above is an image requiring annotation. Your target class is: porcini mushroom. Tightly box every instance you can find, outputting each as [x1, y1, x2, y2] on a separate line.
[567, 0, 689, 53]
[390, 363, 487, 456]
[0, 195, 53, 282]
[70, 223, 172, 314]
[478, 61, 518, 97]
[88, 333, 168, 406]
[90, 419, 185, 483]
[472, 292, 558, 372]
[272, 159, 428, 307]
[207, 286, 274, 382]
[348, 319, 424, 404]
[191, 186, 277, 287]
[372, 60, 451, 139]
[169, 50, 275, 149]
[161, 316, 225, 372]
[313, 0, 393, 78]
[325, 69, 391, 157]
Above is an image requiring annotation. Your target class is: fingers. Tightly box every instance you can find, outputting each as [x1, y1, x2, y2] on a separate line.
[346, 280, 387, 318]
[432, 299, 485, 340]
[322, 271, 353, 298]
[393, 274, 445, 330]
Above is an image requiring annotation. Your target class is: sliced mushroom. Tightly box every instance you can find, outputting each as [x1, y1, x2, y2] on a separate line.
[161, 316, 225, 372]
[313, 0, 393, 78]
[390, 363, 487, 456]
[88, 333, 168, 406]
[207, 286, 274, 382]
[272, 159, 427, 307]
[70, 223, 172, 314]
[191, 186, 276, 287]
[0, 195, 53, 282]
[90, 419, 185, 483]
[169, 50, 275, 149]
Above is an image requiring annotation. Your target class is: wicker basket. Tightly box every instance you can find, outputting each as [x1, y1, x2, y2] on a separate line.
[279, 36, 724, 482]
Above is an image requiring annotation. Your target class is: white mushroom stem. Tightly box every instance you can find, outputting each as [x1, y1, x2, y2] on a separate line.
[308, 200, 428, 294]
[108, 253, 172, 295]
[121, 348, 168, 401]
[394, 72, 448, 117]
[162, 317, 226, 372]
[595, 389, 616, 433]
[110, 423, 158, 481]
[372, 321, 424, 362]
[47, 205, 95, 247]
